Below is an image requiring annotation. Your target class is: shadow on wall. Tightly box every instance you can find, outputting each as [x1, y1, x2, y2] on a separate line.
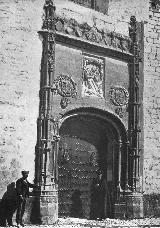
[0, 183, 41, 226]
[0, 182, 17, 226]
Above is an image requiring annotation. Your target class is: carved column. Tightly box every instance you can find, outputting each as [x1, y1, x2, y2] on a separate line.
[34, 0, 59, 224]
[124, 16, 143, 219]
[117, 139, 123, 198]
[128, 15, 141, 192]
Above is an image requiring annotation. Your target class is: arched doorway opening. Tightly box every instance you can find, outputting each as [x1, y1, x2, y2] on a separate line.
[58, 108, 127, 219]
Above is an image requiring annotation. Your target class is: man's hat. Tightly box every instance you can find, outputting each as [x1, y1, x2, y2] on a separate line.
[21, 170, 29, 175]
[97, 170, 102, 175]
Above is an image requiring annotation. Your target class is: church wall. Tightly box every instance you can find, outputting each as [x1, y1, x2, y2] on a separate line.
[142, 4, 160, 217]
[0, 0, 44, 198]
[143, 5, 160, 195]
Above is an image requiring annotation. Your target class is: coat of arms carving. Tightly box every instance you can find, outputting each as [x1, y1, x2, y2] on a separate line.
[52, 74, 77, 109]
[109, 86, 129, 107]
[109, 86, 129, 118]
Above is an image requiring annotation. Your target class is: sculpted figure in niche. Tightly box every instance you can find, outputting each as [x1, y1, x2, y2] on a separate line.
[82, 60, 103, 98]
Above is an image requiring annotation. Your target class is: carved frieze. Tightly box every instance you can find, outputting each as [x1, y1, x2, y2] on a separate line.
[52, 74, 77, 109]
[55, 17, 131, 53]
[82, 55, 104, 98]
[150, 0, 160, 9]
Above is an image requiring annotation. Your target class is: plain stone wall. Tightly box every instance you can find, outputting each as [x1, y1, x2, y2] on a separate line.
[143, 6, 160, 194]
[0, 0, 43, 198]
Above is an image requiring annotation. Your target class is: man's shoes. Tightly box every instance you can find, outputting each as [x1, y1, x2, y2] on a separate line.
[17, 223, 24, 228]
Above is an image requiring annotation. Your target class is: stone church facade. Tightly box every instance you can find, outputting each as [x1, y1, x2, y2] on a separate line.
[1, 0, 160, 224]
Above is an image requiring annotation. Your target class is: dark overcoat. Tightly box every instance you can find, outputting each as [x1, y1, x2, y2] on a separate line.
[16, 178, 35, 198]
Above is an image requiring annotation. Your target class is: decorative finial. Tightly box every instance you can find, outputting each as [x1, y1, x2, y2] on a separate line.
[129, 16, 137, 52]
[42, 0, 56, 30]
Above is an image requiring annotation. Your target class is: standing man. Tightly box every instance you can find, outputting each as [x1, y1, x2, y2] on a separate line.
[90, 170, 111, 220]
[16, 171, 36, 227]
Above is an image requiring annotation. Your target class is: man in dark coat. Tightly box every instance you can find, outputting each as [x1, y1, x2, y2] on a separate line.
[90, 170, 111, 220]
[16, 171, 36, 227]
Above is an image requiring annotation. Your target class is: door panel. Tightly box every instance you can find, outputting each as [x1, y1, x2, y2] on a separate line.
[58, 136, 99, 218]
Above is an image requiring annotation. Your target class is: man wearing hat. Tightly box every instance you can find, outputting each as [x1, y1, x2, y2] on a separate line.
[90, 170, 111, 220]
[16, 171, 36, 227]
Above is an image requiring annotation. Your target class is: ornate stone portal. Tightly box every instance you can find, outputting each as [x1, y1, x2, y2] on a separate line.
[34, 0, 143, 224]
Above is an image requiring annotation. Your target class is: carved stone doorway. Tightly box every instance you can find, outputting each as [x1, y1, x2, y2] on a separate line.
[58, 110, 125, 219]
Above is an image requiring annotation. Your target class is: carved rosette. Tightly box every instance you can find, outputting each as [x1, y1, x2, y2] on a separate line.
[82, 55, 104, 98]
[109, 86, 129, 106]
[53, 74, 77, 109]
[109, 86, 129, 118]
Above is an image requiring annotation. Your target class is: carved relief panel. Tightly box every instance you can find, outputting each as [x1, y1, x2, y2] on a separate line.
[82, 55, 104, 98]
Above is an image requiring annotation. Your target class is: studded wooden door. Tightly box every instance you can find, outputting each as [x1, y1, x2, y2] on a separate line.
[58, 132, 117, 219]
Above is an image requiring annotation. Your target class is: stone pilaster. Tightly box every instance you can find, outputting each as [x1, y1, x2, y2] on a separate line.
[34, 0, 59, 224]
[123, 15, 144, 219]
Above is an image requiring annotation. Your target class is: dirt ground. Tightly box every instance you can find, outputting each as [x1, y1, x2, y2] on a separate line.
[4, 217, 160, 228]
